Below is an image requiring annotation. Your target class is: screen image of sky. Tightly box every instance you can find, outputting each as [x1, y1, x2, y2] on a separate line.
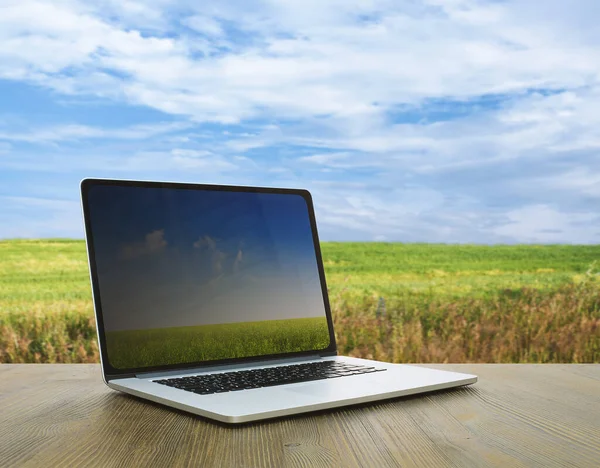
[88, 185, 327, 333]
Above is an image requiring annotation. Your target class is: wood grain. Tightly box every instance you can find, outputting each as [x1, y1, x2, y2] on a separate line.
[1, 364, 598, 467]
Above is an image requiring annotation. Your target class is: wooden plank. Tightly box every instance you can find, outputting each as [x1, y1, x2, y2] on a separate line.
[0, 364, 598, 467]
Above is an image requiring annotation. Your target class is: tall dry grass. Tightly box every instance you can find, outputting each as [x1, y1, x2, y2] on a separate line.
[0, 307, 99, 363]
[332, 283, 600, 363]
[1, 283, 598, 364]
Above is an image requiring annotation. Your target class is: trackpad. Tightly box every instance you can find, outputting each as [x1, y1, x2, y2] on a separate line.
[284, 375, 391, 400]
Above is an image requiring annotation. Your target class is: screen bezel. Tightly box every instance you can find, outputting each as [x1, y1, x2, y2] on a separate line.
[81, 178, 338, 379]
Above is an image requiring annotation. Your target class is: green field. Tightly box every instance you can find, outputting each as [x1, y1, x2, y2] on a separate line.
[321, 242, 600, 297]
[105, 318, 330, 369]
[1, 239, 599, 364]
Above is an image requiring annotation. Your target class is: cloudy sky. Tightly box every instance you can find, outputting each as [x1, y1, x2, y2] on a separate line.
[1, 0, 600, 243]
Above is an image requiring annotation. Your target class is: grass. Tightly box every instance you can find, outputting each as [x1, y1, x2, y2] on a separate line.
[105, 318, 330, 369]
[331, 284, 600, 363]
[1, 239, 599, 364]
[321, 242, 600, 297]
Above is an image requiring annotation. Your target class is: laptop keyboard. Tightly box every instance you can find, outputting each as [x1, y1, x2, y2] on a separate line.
[153, 361, 386, 395]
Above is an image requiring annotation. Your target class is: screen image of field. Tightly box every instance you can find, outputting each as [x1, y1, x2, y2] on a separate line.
[105, 317, 330, 369]
[87, 185, 331, 369]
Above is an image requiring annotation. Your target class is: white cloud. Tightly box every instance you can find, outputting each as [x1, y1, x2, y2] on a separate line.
[308, 181, 451, 241]
[3, 0, 600, 123]
[169, 148, 236, 170]
[121, 229, 167, 259]
[492, 205, 599, 244]
[182, 15, 224, 37]
[0, 196, 83, 238]
[193, 235, 217, 250]
[0, 121, 190, 144]
[127, 149, 239, 172]
[193, 235, 228, 276]
[298, 152, 352, 166]
[549, 169, 600, 198]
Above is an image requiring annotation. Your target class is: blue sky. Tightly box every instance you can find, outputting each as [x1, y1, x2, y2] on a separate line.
[1, 0, 600, 243]
[87, 186, 325, 329]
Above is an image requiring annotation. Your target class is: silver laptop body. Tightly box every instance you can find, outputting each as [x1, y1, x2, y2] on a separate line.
[81, 178, 476, 424]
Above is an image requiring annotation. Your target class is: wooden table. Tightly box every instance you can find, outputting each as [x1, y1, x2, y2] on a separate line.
[1, 364, 598, 467]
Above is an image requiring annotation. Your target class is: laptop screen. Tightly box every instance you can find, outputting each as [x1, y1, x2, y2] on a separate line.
[86, 184, 331, 370]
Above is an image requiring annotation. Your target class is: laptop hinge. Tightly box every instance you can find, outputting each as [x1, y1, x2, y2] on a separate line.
[137, 354, 326, 379]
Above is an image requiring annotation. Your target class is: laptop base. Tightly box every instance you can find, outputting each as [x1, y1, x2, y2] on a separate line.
[108, 356, 477, 424]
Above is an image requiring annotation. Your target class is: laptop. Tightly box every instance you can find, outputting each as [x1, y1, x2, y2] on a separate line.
[81, 178, 477, 424]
